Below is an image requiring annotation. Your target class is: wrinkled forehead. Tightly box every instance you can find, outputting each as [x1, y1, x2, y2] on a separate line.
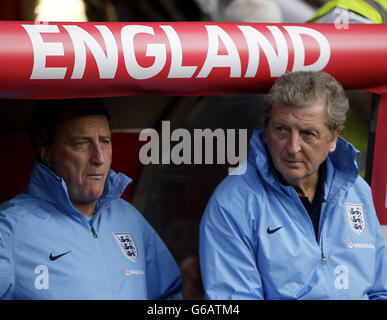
[269, 103, 330, 129]
[52, 103, 111, 141]
[55, 112, 111, 137]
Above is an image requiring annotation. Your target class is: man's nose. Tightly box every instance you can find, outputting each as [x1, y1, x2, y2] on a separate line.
[90, 143, 105, 165]
[286, 132, 302, 154]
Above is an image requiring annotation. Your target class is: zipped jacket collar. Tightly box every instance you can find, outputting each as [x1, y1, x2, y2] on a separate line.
[24, 160, 131, 217]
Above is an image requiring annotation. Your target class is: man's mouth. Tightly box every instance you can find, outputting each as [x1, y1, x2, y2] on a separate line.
[86, 174, 105, 179]
[284, 160, 303, 167]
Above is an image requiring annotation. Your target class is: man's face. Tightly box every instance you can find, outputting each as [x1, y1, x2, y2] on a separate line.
[44, 113, 112, 207]
[265, 102, 339, 187]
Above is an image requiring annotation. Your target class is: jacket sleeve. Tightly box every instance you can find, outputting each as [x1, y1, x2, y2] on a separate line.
[140, 215, 182, 300]
[368, 222, 387, 300]
[199, 192, 264, 299]
[0, 214, 14, 299]
[354, 179, 387, 300]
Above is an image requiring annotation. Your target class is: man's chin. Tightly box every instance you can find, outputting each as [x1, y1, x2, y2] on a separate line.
[279, 170, 306, 186]
[85, 191, 104, 202]
[86, 181, 106, 197]
[71, 189, 104, 205]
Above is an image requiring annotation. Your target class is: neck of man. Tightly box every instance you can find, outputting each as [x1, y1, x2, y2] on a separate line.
[279, 172, 319, 204]
[292, 176, 318, 203]
[72, 201, 97, 217]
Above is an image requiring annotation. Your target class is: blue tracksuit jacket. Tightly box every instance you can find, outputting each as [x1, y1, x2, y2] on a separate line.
[200, 128, 387, 300]
[0, 160, 182, 299]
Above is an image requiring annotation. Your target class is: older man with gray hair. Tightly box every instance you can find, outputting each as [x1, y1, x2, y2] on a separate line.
[199, 71, 387, 300]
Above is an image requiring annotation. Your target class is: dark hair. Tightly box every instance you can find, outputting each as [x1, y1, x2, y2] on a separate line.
[29, 98, 111, 158]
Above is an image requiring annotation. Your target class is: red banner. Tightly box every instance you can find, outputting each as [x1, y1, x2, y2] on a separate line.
[372, 94, 387, 228]
[1, 21, 387, 99]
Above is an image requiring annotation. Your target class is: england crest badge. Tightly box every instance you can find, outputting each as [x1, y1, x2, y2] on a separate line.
[346, 203, 366, 235]
[113, 232, 138, 262]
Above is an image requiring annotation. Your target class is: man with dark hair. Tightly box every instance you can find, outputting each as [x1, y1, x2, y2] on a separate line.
[29, 99, 111, 160]
[0, 99, 182, 299]
[199, 71, 387, 299]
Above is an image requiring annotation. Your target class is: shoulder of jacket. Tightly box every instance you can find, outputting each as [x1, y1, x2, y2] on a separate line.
[108, 197, 140, 213]
[350, 175, 372, 194]
[0, 192, 56, 226]
[0, 194, 34, 218]
[106, 198, 147, 225]
[0, 195, 37, 244]
[218, 161, 265, 194]
[207, 165, 266, 224]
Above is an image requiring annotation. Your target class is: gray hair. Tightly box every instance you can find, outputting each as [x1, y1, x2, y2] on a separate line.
[264, 71, 349, 132]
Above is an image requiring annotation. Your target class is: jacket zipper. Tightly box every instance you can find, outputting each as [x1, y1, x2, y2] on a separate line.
[89, 221, 113, 298]
[291, 187, 328, 265]
[318, 202, 328, 265]
[320, 225, 327, 264]
[283, 186, 329, 265]
[91, 225, 98, 238]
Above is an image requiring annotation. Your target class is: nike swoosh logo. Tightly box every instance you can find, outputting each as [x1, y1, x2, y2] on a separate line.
[49, 251, 71, 261]
[267, 226, 283, 234]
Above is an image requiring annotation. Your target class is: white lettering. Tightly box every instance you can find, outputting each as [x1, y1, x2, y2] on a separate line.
[147, 304, 182, 317]
[22, 24, 66, 79]
[171, 128, 191, 164]
[194, 128, 225, 164]
[34, 265, 49, 290]
[226, 129, 247, 175]
[197, 25, 241, 78]
[121, 25, 166, 79]
[284, 26, 331, 72]
[138, 121, 247, 175]
[63, 25, 118, 79]
[23, 24, 332, 83]
[139, 128, 160, 165]
[238, 25, 288, 77]
[160, 25, 197, 78]
[334, 265, 349, 290]
[334, 7, 349, 30]
[161, 120, 171, 165]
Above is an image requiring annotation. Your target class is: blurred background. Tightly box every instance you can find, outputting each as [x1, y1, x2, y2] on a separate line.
[0, 0, 373, 299]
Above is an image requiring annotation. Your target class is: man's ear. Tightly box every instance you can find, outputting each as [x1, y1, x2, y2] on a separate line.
[38, 146, 51, 168]
[329, 128, 342, 153]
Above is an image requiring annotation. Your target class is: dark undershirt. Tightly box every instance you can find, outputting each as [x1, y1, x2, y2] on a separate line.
[298, 161, 327, 241]
[270, 155, 327, 242]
